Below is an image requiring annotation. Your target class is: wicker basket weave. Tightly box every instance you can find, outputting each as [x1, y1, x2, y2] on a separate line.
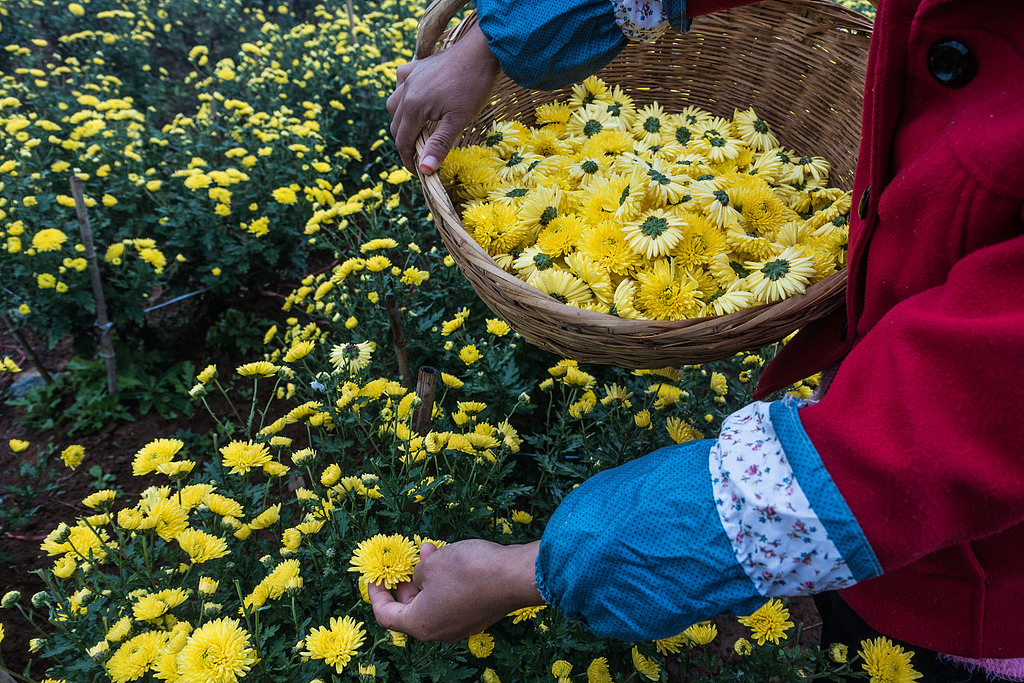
[415, 0, 872, 368]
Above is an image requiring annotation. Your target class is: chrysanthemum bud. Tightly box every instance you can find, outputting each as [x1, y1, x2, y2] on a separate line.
[2, 590, 20, 608]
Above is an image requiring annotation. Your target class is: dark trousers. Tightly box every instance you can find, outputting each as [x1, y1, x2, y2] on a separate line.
[814, 592, 1014, 683]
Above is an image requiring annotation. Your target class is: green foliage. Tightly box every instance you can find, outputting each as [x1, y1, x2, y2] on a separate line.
[7, 346, 196, 434]
[0, 0, 421, 349]
[205, 307, 279, 357]
[0, 443, 65, 543]
[86, 464, 120, 491]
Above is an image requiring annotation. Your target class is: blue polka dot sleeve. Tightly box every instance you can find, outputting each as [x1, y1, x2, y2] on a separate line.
[476, 0, 629, 90]
[534, 439, 765, 640]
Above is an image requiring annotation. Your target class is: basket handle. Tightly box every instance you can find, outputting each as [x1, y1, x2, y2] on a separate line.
[415, 0, 470, 60]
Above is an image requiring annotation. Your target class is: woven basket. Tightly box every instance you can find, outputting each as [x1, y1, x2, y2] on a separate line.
[415, 0, 872, 368]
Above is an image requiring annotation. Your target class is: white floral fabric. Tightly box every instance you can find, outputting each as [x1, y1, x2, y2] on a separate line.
[709, 401, 858, 596]
[610, 0, 670, 42]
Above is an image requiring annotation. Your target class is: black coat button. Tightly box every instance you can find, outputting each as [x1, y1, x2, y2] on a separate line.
[927, 39, 977, 88]
[858, 185, 870, 220]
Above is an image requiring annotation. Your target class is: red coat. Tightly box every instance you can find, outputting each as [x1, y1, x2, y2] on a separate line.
[750, 0, 1024, 658]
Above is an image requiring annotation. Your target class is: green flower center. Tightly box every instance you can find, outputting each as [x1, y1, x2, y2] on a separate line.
[619, 185, 632, 206]
[608, 103, 623, 116]
[753, 120, 769, 133]
[506, 188, 528, 198]
[708, 136, 726, 148]
[713, 190, 730, 206]
[640, 216, 669, 238]
[762, 259, 791, 280]
[505, 153, 523, 168]
[643, 116, 661, 133]
[675, 128, 691, 145]
[832, 215, 849, 227]
[583, 120, 603, 137]
[485, 132, 504, 147]
[696, 174, 715, 182]
[540, 206, 557, 226]
[581, 160, 599, 174]
[729, 261, 750, 278]
[533, 253, 554, 270]
[648, 169, 670, 185]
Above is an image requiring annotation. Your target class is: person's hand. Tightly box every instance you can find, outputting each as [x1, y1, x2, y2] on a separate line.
[386, 22, 501, 175]
[368, 539, 543, 642]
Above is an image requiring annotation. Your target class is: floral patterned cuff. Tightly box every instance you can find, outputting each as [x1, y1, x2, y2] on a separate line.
[709, 399, 882, 596]
[610, 0, 670, 42]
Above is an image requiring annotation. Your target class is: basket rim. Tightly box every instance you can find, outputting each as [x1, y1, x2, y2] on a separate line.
[414, 0, 867, 362]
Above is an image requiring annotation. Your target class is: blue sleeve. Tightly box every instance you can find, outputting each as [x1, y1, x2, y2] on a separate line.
[535, 439, 764, 640]
[535, 400, 881, 641]
[476, 0, 629, 90]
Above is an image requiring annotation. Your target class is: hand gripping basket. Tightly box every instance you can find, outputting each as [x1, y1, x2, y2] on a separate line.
[414, 0, 872, 368]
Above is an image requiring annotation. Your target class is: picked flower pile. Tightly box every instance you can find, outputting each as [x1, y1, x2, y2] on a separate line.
[440, 75, 852, 321]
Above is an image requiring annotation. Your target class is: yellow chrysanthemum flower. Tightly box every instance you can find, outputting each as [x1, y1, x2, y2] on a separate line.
[106, 630, 164, 682]
[586, 656, 613, 683]
[283, 340, 315, 363]
[302, 616, 366, 673]
[507, 605, 546, 623]
[858, 637, 923, 683]
[738, 598, 795, 646]
[175, 617, 256, 683]
[634, 259, 702, 321]
[197, 364, 217, 383]
[743, 246, 818, 303]
[219, 440, 272, 475]
[60, 444, 85, 470]
[235, 361, 280, 377]
[631, 647, 661, 681]
[329, 341, 375, 374]
[683, 620, 718, 645]
[459, 345, 482, 366]
[31, 228, 68, 252]
[348, 533, 418, 589]
[177, 529, 230, 564]
[467, 632, 495, 658]
[666, 416, 703, 444]
[623, 208, 687, 259]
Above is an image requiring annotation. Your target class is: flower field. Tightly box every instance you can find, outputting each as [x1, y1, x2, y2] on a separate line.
[0, 0, 911, 681]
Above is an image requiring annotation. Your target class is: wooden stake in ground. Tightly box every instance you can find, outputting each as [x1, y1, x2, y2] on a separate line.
[346, 0, 357, 44]
[0, 313, 52, 384]
[385, 293, 412, 387]
[70, 176, 118, 395]
[412, 365, 438, 436]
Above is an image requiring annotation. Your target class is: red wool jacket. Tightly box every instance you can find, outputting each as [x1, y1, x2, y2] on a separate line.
[737, 0, 1024, 658]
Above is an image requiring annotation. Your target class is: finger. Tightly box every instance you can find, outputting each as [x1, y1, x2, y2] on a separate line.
[418, 115, 464, 175]
[388, 91, 404, 142]
[411, 543, 437, 586]
[394, 59, 415, 89]
[386, 83, 402, 119]
[368, 581, 408, 631]
[395, 580, 420, 603]
[394, 109, 427, 173]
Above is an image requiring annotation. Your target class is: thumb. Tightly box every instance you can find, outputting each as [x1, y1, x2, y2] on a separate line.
[411, 542, 437, 586]
[418, 116, 463, 175]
